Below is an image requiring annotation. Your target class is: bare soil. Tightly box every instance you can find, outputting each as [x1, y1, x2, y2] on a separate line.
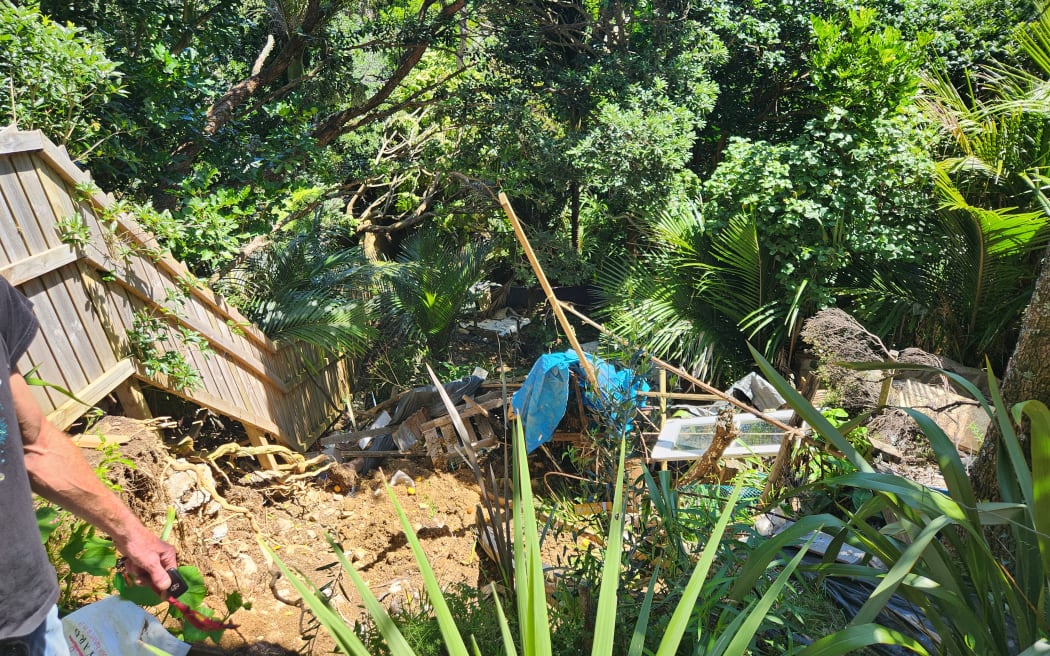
[92, 329, 541, 654]
[103, 435, 498, 655]
[78, 324, 954, 654]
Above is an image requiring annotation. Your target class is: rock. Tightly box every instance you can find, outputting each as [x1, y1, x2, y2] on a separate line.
[164, 466, 212, 514]
[236, 553, 258, 578]
[327, 463, 358, 493]
[889, 379, 989, 453]
[274, 517, 294, 533]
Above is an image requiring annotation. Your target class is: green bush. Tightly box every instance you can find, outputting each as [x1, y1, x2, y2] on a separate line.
[0, 1, 123, 158]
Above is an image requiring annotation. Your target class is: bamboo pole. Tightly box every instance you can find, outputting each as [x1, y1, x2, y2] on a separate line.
[659, 368, 668, 472]
[498, 192, 599, 393]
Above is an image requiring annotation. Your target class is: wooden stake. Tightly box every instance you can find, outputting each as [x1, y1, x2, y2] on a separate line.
[114, 379, 153, 420]
[244, 426, 280, 471]
[659, 369, 668, 472]
[499, 192, 599, 393]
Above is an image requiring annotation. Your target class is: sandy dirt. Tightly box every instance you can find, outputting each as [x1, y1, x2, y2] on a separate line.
[167, 455, 493, 654]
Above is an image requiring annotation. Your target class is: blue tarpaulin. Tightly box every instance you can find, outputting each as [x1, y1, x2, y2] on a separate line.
[511, 349, 649, 452]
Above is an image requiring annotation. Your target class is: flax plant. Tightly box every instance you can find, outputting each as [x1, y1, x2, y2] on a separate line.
[743, 346, 1050, 655]
[260, 416, 815, 655]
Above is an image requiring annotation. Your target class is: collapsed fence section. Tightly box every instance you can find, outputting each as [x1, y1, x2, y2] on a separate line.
[0, 127, 350, 459]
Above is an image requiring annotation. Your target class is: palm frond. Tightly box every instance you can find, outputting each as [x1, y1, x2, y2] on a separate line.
[218, 228, 377, 355]
[597, 205, 778, 384]
[377, 232, 492, 354]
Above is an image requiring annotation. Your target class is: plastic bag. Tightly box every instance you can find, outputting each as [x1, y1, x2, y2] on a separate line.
[62, 596, 191, 656]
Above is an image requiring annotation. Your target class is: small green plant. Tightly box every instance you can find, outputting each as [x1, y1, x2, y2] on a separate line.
[355, 584, 506, 656]
[38, 504, 117, 610]
[821, 408, 872, 459]
[114, 509, 247, 644]
[115, 563, 247, 644]
[56, 213, 92, 248]
[38, 440, 139, 609]
[126, 308, 212, 392]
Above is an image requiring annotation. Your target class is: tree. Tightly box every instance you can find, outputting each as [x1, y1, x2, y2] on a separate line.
[0, 1, 123, 158]
[693, 0, 1034, 171]
[27, 0, 468, 278]
[971, 246, 1050, 501]
[440, 1, 720, 281]
[607, 8, 936, 382]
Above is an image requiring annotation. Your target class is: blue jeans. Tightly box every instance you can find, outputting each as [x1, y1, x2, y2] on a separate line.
[0, 607, 69, 656]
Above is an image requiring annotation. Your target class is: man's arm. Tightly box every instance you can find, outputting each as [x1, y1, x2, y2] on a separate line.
[10, 371, 176, 593]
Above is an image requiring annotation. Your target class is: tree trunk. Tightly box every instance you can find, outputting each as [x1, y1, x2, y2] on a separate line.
[570, 178, 581, 252]
[970, 246, 1050, 500]
[166, 0, 328, 179]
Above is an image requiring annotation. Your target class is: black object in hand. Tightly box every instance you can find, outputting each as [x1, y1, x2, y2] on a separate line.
[167, 568, 188, 598]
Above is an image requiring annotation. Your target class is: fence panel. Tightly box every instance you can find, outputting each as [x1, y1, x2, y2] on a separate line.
[0, 127, 350, 454]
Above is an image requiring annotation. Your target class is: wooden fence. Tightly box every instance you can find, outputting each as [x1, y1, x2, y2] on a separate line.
[0, 127, 351, 459]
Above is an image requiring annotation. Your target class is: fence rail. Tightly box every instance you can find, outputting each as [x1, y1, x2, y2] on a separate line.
[0, 126, 351, 457]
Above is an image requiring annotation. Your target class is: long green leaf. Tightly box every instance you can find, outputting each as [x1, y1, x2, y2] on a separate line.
[492, 592, 519, 656]
[513, 419, 552, 656]
[714, 536, 815, 655]
[843, 361, 994, 418]
[899, 408, 980, 526]
[797, 623, 932, 656]
[654, 483, 744, 656]
[1014, 400, 1050, 580]
[728, 515, 837, 601]
[384, 482, 471, 656]
[988, 368, 1034, 505]
[326, 535, 419, 656]
[258, 539, 372, 656]
[591, 436, 628, 656]
[851, 515, 954, 626]
[627, 565, 661, 656]
[748, 345, 872, 471]
[830, 473, 967, 522]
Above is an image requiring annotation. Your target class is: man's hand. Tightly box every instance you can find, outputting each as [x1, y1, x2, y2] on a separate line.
[117, 527, 178, 594]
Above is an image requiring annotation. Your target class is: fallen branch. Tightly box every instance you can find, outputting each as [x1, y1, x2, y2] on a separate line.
[677, 407, 738, 487]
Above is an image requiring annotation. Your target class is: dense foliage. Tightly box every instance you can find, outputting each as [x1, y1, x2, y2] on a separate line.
[3, 0, 1041, 383]
[11, 1, 1050, 653]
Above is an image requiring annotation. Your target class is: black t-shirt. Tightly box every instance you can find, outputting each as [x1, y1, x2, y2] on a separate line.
[0, 276, 59, 638]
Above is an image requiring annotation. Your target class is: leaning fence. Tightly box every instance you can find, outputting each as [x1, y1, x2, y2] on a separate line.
[0, 127, 351, 459]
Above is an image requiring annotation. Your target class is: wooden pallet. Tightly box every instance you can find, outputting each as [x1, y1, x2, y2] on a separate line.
[421, 391, 503, 469]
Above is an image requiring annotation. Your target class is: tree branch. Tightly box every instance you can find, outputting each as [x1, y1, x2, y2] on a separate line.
[311, 0, 466, 147]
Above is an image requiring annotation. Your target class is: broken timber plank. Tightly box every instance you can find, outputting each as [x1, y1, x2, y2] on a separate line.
[462, 395, 491, 417]
[419, 396, 502, 432]
[332, 450, 431, 458]
[244, 426, 280, 471]
[318, 425, 396, 446]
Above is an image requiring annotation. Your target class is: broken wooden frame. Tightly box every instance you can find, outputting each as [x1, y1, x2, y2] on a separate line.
[319, 390, 504, 470]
